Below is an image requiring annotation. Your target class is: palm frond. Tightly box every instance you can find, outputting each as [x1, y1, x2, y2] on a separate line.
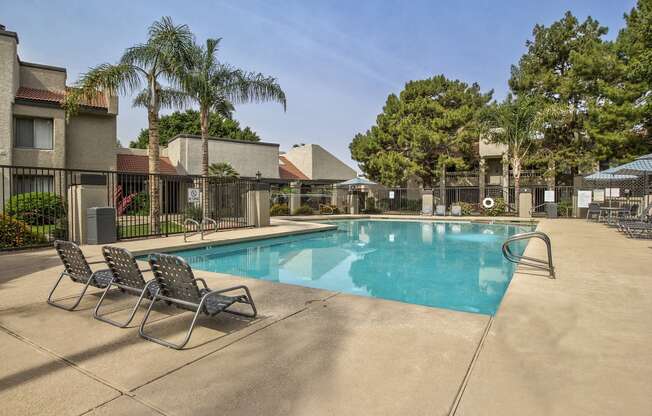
[132, 87, 191, 109]
[220, 69, 287, 111]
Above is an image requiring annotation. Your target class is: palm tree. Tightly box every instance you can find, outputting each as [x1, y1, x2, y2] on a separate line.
[182, 38, 286, 217]
[208, 162, 239, 178]
[65, 17, 194, 233]
[480, 95, 546, 214]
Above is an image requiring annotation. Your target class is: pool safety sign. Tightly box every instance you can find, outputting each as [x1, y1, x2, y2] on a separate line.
[577, 190, 592, 208]
[544, 190, 555, 202]
[389, 191, 395, 199]
[188, 188, 201, 204]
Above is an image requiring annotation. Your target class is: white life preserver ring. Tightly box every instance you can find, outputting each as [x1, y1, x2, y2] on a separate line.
[482, 197, 495, 209]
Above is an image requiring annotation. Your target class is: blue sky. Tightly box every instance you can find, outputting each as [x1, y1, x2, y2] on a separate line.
[2, 0, 636, 170]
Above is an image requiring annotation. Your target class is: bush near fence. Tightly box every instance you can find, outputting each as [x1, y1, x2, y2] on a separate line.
[0, 213, 45, 249]
[5, 192, 65, 225]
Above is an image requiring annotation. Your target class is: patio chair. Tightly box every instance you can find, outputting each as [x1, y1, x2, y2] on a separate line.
[139, 253, 257, 349]
[48, 240, 113, 311]
[451, 205, 462, 216]
[93, 246, 159, 328]
[435, 205, 446, 216]
[586, 203, 601, 221]
[421, 206, 433, 216]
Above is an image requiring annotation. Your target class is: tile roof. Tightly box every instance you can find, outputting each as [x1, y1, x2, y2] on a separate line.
[117, 154, 178, 175]
[15, 86, 108, 109]
[279, 155, 309, 180]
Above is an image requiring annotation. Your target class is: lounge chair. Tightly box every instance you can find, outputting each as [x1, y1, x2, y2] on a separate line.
[139, 253, 257, 349]
[586, 202, 601, 221]
[48, 240, 113, 311]
[435, 205, 446, 216]
[93, 246, 159, 328]
[421, 206, 433, 216]
[451, 205, 462, 216]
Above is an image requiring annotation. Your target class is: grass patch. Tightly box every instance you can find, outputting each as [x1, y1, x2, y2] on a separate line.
[118, 221, 185, 238]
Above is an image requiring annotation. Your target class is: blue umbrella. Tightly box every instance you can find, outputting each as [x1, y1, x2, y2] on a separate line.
[585, 166, 637, 181]
[612, 153, 652, 175]
[336, 177, 378, 187]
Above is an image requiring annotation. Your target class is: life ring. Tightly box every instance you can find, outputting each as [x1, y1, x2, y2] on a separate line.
[482, 197, 495, 209]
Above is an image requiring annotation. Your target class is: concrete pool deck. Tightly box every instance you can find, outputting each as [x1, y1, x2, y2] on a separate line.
[0, 217, 650, 415]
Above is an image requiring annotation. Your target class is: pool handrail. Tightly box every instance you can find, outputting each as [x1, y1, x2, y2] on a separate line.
[502, 231, 555, 279]
[183, 218, 202, 242]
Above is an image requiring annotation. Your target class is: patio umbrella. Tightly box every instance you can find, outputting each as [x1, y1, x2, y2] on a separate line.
[611, 153, 652, 175]
[584, 167, 637, 181]
[336, 177, 379, 187]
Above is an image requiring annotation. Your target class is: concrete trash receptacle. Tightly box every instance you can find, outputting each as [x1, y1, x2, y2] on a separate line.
[546, 202, 558, 219]
[87, 207, 117, 244]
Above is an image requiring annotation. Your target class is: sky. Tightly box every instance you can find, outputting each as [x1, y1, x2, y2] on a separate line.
[2, 0, 637, 171]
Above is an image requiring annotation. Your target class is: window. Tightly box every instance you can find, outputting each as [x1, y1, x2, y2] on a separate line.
[13, 175, 54, 194]
[15, 117, 53, 149]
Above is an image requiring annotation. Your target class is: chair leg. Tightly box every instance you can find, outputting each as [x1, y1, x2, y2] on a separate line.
[94, 280, 154, 328]
[47, 272, 94, 311]
[225, 286, 257, 318]
[138, 289, 205, 350]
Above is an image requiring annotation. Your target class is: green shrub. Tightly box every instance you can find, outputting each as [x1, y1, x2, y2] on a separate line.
[482, 197, 506, 216]
[362, 197, 382, 214]
[292, 205, 314, 215]
[5, 192, 65, 225]
[270, 203, 290, 216]
[125, 192, 149, 215]
[458, 202, 477, 216]
[404, 199, 421, 212]
[184, 204, 203, 221]
[319, 204, 340, 214]
[557, 200, 572, 217]
[0, 214, 45, 249]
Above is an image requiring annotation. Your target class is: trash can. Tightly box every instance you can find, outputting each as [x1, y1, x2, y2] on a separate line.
[545, 202, 558, 219]
[87, 207, 116, 244]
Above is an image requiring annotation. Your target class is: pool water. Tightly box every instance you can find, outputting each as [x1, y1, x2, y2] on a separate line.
[160, 220, 533, 315]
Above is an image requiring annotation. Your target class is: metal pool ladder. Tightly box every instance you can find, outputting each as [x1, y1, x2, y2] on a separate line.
[183, 219, 202, 242]
[502, 231, 555, 279]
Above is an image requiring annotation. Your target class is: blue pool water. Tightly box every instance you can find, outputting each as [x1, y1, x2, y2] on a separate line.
[159, 220, 533, 315]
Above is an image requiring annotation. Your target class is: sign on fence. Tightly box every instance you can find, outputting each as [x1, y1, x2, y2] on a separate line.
[389, 191, 395, 199]
[577, 190, 592, 208]
[544, 190, 555, 202]
[593, 189, 605, 202]
[188, 188, 201, 204]
[605, 188, 620, 198]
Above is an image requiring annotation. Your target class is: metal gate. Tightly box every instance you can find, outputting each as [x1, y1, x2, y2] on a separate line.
[1, 165, 261, 250]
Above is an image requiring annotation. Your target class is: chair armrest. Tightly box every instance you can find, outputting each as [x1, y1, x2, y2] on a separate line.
[211, 285, 250, 295]
[194, 278, 209, 289]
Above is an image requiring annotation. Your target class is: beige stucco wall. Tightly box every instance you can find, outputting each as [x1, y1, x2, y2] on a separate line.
[167, 136, 280, 178]
[479, 138, 507, 158]
[66, 113, 117, 171]
[19, 63, 66, 91]
[0, 34, 19, 167]
[12, 104, 66, 169]
[283, 144, 357, 181]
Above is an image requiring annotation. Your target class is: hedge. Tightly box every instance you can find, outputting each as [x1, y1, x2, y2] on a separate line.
[4, 192, 65, 225]
[0, 214, 45, 249]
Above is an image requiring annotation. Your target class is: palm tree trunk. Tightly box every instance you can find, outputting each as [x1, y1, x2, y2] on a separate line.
[513, 157, 521, 216]
[148, 108, 161, 234]
[200, 107, 210, 219]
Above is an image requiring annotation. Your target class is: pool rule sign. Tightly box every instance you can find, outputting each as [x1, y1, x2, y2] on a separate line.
[188, 188, 201, 204]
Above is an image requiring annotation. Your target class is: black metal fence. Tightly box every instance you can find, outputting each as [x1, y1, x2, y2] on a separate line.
[1, 165, 261, 250]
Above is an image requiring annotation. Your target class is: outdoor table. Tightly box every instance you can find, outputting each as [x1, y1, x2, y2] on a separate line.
[599, 206, 628, 222]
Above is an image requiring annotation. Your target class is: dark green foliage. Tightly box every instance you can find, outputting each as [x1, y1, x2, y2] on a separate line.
[184, 204, 203, 221]
[0, 214, 44, 249]
[362, 197, 382, 214]
[458, 202, 476, 216]
[482, 198, 507, 216]
[129, 110, 260, 148]
[208, 162, 239, 178]
[125, 192, 149, 215]
[292, 205, 314, 216]
[5, 192, 65, 225]
[350, 75, 492, 187]
[270, 203, 290, 216]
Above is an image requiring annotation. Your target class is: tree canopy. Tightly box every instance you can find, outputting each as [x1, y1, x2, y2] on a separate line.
[129, 109, 260, 148]
[350, 3, 652, 184]
[350, 75, 492, 187]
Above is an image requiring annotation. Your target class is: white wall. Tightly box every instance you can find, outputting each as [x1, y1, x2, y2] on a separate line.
[284, 144, 356, 181]
[167, 135, 280, 178]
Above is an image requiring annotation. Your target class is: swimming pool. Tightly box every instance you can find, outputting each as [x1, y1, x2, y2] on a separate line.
[159, 220, 533, 315]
